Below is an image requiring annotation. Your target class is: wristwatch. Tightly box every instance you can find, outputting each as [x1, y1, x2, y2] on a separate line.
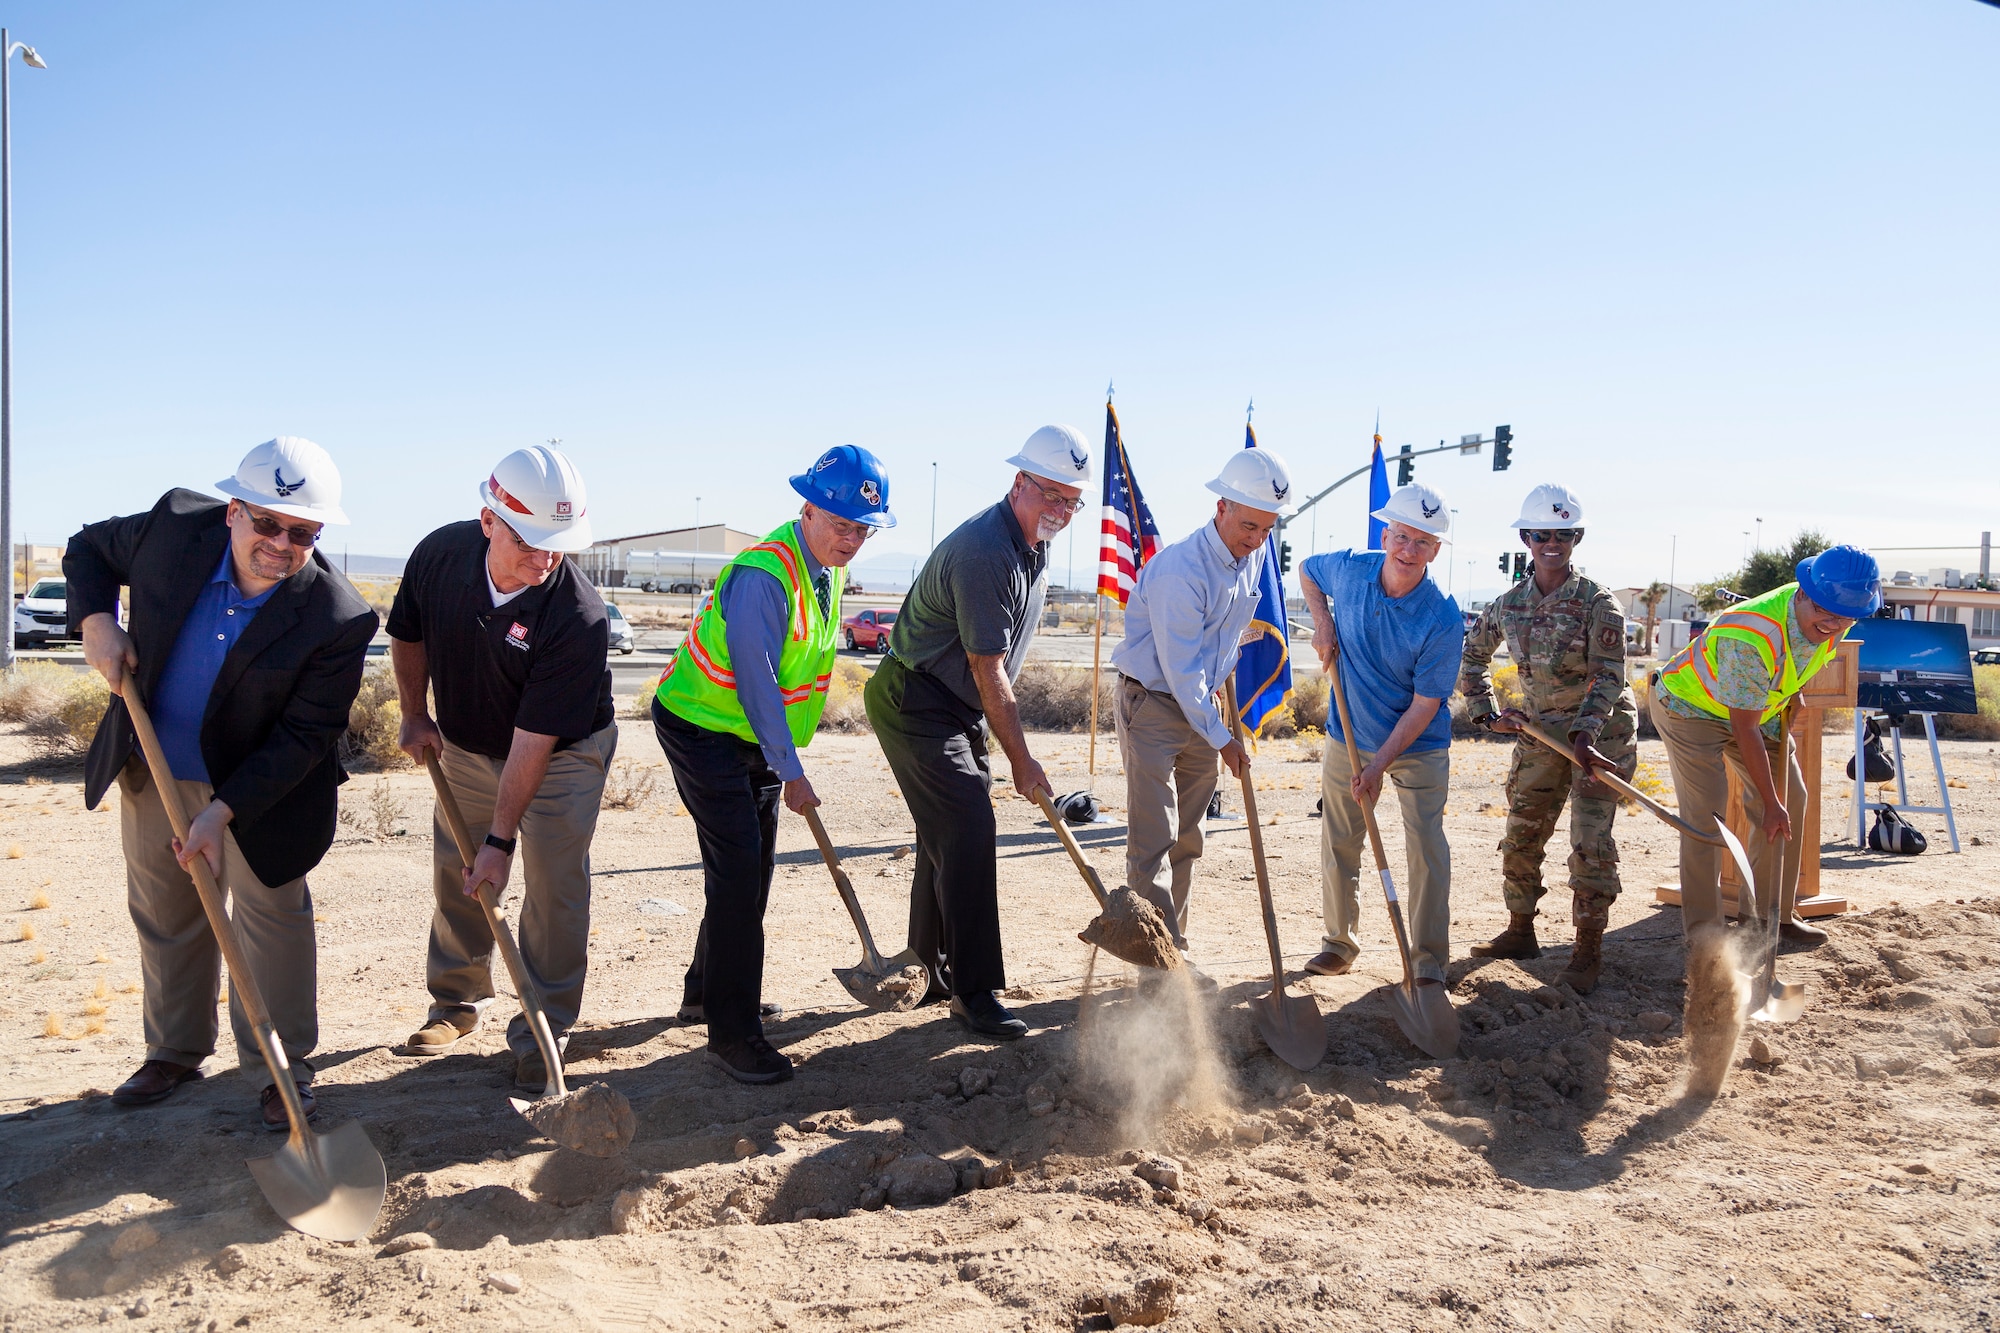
[484, 832, 518, 855]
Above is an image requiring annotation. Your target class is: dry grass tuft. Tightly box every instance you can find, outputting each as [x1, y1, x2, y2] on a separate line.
[6, 844, 21, 860]
[1937, 665, 2000, 742]
[338, 779, 406, 840]
[1011, 663, 1115, 733]
[817, 659, 876, 734]
[84, 1016, 107, 1036]
[93, 950, 110, 964]
[20, 672, 111, 760]
[601, 761, 659, 812]
[83, 1000, 107, 1017]
[341, 663, 412, 771]
[41, 1012, 62, 1039]
[0, 662, 76, 723]
[29, 948, 44, 965]
[92, 976, 109, 1001]
[16, 921, 35, 942]
[28, 889, 49, 910]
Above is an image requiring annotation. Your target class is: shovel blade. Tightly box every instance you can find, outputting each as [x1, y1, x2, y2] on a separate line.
[1748, 978, 1807, 1024]
[833, 949, 929, 1012]
[1387, 980, 1461, 1059]
[1249, 987, 1326, 1072]
[1078, 887, 1183, 972]
[246, 1119, 386, 1242]
[510, 1080, 636, 1158]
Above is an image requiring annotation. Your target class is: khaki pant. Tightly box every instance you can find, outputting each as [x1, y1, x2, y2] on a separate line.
[1113, 677, 1221, 951]
[1319, 743, 1452, 982]
[425, 726, 616, 1058]
[1651, 704, 1804, 928]
[119, 763, 317, 1075]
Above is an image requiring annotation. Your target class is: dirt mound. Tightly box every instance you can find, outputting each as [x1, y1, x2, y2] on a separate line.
[1078, 886, 1181, 971]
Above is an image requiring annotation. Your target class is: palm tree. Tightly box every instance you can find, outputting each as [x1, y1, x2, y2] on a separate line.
[1640, 580, 1668, 655]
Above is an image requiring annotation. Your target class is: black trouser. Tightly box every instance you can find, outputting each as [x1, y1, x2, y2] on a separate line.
[652, 697, 779, 1045]
[863, 656, 1006, 998]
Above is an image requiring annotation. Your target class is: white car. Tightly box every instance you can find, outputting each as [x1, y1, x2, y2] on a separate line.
[604, 601, 636, 655]
[13, 577, 68, 650]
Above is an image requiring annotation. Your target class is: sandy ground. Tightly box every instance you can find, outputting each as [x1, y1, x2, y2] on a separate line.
[1, 712, 1998, 1331]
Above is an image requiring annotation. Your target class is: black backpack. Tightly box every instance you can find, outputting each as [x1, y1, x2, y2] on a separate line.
[1846, 716, 1895, 784]
[1867, 807, 1927, 856]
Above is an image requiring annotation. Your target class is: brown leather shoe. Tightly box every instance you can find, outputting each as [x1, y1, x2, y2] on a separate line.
[1779, 917, 1829, 947]
[1303, 950, 1352, 977]
[111, 1059, 203, 1107]
[404, 1013, 477, 1055]
[260, 1080, 318, 1132]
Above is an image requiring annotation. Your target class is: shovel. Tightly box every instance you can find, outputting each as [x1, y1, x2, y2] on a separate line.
[1030, 787, 1181, 973]
[1712, 792, 1808, 1020]
[1322, 653, 1460, 1060]
[122, 687, 386, 1241]
[1221, 680, 1326, 1071]
[800, 805, 926, 1010]
[424, 753, 635, 1157]
[1516, 720, 1724, 846]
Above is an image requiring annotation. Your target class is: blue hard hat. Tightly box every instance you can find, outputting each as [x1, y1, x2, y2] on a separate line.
[1795, 544, 1882, 619]
[789, 444, 895, 529]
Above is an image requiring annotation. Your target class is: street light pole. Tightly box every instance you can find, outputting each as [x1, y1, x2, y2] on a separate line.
[1, 30, 48, 673]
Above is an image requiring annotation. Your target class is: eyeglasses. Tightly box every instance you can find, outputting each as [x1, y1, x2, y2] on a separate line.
[1027, 478, 1087, 514]
[1524, 529, 1582, 544]
[825, 516, 878, 543]
[493, 519, 553, 557]
[241, 506, 322, 547]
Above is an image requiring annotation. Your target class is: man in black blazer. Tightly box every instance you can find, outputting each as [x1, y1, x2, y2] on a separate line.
[66, 437, 377, 1128]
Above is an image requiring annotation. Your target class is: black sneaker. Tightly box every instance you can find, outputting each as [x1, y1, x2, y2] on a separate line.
[950, 991, 1028, 1041]
[707, 1036, 794, 1085]
[676, 1000, 785, 1025]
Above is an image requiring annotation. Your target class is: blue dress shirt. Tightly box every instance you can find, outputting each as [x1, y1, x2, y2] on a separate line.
[153, 546, 280, 783]
[716, 523, 826, 782]
[1110, 520, 1265, 750]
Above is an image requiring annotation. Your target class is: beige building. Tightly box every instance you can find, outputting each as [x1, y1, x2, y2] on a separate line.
[1880, 571, 2000, 647]
[574, 524, 760, 589]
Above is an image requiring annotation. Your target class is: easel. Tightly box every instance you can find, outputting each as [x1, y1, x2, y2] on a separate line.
[1654, 638, 1856, 919]
[1851, 709, 1961, 854]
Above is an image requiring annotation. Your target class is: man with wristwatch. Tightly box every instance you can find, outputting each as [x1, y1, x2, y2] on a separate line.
[389, 445, 617, 1092]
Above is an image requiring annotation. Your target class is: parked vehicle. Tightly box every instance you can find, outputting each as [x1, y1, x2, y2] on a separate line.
[841, 607, 896, 652]
[1975, 648, 2000, 666]
[605, 601, 636, 655]
[13, 577, 68, 650]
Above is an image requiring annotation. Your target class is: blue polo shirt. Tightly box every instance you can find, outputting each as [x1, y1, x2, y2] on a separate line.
[1300, 549, 1463, 755]
[154, 546, 280, 783]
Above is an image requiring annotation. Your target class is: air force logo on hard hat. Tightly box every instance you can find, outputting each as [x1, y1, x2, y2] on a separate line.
[273, 468, 304, 497]
[1421, 498, 1441, 520]
[815, 453, 838, 473]
[1069, 447, 1089, 472]
[1273, 479, 1290, 503]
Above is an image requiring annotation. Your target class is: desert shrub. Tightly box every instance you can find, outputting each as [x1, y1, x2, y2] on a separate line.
[1937, 665, 2000, 741]
[1012, 662, 1116, 732]
[337, 778, 406, 839]
[1282, 674, 1329, 735]
[624, 690, 658, 720]
[601, 760, 659, 811]
[0, 662, 75, 724]
[342, 662, 411, 771]
[24, 673, 110, 760]
[817, 659, 875, 734]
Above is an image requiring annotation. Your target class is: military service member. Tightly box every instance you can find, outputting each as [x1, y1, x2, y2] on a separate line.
[1459, 485, 1637, 993]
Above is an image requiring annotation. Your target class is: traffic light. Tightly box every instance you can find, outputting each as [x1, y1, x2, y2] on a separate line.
[1512, 552, 1528, 581]
[1497, 553, 1509, 576]
[1278, 541, 1293, 575]
[1492, 424, 1513, 472]
[1396, 444, 1415, 487]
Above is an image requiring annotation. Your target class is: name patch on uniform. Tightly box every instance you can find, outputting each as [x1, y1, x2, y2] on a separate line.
[506, 621, 531, 651]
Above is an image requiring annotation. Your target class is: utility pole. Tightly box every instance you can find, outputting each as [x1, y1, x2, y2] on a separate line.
[1, 30, 49, 671]
[929, 462, 938, 554]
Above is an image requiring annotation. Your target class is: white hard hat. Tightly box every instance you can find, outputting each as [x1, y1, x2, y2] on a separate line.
[480, 444, 593, 552]
[215, 437, 350, 525]
[1511, 483, 1585, 530]
[1205, 447, 1294, 514]
[1005, 423, 1095, 488]
[1371, 482, 1453, 541]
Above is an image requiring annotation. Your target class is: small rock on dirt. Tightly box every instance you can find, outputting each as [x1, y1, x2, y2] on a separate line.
[1286, 1084, 1313, 1108]
[1748, 1037, 1777, 1066]
[1967, 1026, 2000, 1048]
[958, 1066, 996, 1097]
[1132, 1155, 1181, 1191]
[214, 1245, 249, 1276]
[732, 1136, 758, 1159]
[1106, 1275, 1176, 1327]
[378, 1233, 436, 1257]
[126, 1297, 152, 1318]
[1232, 1118, 1269, 1145]
[884, 1153, 957, 1208]
[484, 1271, 523, 1294]
[1329, 1095, 1356, 1120]
[109, 1222, 160, 1259]
[1636, 1011, 1675, 1033]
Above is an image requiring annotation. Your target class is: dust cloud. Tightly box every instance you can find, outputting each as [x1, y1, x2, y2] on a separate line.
[1072, 953, 1233, 1141]
[1681, 922, 1749, 1098]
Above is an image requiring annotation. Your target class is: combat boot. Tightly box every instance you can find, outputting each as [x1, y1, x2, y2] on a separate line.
[1559, 921, 1603, 994]
[1470, 912, 1540, 960]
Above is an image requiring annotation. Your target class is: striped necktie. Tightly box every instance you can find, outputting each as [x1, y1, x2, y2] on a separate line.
[813, 569, 831, 621]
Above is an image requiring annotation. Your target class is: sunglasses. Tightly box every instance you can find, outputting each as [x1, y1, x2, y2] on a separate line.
[1524, 529, 1582, 544]
[241, 506, 322, 547]
[1027, 478, 1087, 514]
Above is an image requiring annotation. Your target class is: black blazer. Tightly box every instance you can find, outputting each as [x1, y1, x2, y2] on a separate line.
[64, 489, 379, 887]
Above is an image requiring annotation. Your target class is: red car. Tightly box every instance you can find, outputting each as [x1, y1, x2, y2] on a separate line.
[841, 608, 896, 652]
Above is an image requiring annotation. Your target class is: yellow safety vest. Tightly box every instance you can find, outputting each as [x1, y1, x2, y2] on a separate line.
[655, 522, 842, 746]
[1657, 582, 1839, 723]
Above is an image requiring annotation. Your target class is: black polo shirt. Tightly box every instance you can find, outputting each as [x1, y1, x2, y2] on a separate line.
[886, 500, 1049, 714]
[386, 520, 614, 760]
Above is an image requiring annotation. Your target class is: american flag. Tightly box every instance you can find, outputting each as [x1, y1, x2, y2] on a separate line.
[1096, 400, 1161, 606]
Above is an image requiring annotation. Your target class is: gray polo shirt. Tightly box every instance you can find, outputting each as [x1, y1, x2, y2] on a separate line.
[887, 500, 1049, 714]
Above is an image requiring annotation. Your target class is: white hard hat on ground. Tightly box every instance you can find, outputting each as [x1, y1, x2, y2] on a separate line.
[215, 437, 350, 525]
[1205, 447, 1294, 514]
[1511, 483, 1585, 530]
[1371, 482, 1453, 541]
[480, 444, 593, 552]
[1005, 424, 1095, 488]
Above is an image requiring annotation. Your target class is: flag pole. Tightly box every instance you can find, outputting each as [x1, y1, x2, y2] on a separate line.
[1089, 591, 1103, 775]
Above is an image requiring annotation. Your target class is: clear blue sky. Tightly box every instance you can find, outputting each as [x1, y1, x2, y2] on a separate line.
[7, 2, 1996, 602]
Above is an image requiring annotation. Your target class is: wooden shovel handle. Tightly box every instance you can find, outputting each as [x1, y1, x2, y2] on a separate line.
[801, 805, 889, 973]
[424, 751, 567, 1097]
[1515, 720, 1725, 847]
[1031, 789, 1109, 909]
[1221, 680, 1289, 991]
[1322, 641, 1422, 989]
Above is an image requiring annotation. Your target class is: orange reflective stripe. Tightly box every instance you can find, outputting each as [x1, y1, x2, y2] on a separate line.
[775, 672, 834, 705]
[681, 619, 737, 689]
[747, 540, 809, 640]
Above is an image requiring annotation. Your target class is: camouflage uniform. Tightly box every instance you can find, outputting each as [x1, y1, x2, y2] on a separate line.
[1459, 573, 1639, 930]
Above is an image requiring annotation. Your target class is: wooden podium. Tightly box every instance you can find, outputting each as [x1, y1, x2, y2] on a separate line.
[1654, 639, 1857, 919]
